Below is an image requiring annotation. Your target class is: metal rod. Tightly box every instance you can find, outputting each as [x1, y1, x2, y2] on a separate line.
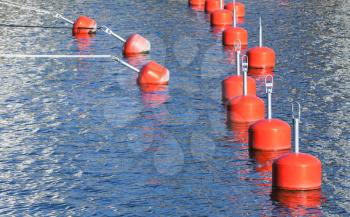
[242, 55, 248, 96]
[259, 17, 263, 47]
[220, 0, 223, 10]
[99, 26, 126, 43]
[236, 50, 240, 76]
[111, 56, 140, 72]
[268, 92, 272, 119]
[0, 54, 112, 58]
[292, 102, 301, 153]
[233, 6, 237, 28]
[53, 13, 74, 24]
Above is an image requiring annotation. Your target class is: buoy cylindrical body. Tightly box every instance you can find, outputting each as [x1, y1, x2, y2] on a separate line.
[123, 34, 151, 56]
[272, 153, 322, 190]
[228, 95, 265, 123]
[249, 118, 291, 151]
[189, 0, 205, 6]
[72, 16, 97, 35]
[222, 75, 256, 102]
[223, 26, 248, 47]
[247, 47, 276, 69]
[225, 2, 245, 17]
[205, 0, 220, 13]
[138, 61, 170, 85]
[248, 68, 274, 76]
[210, 9, 233, 26]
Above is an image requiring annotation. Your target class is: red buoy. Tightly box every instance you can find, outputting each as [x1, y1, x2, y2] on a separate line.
[248, 68, 274, 76]
[211, 9, 233, 26]
[249, 76, 291, 151]
[189, 0, 205, 6]
[72, 16, 97, 35]
[228, 56, 265, 124]
[222, 43, 256, 102]
[138, 61, 170, 85]
[222, 7, 248, 47]
[205, 0, 220, 13]
[272, 103, 322, 190]
[223, 27, 248, 47]
[225, 1, 245, 18]
[123, 34, 151, 56]
[247, 17, 276, 69]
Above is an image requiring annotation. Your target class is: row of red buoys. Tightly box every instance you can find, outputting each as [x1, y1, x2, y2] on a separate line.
[71, 15, 168, 86]
[188, 0, 322, 199]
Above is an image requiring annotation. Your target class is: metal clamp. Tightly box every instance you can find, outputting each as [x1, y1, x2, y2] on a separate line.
[265, 75, 273, 94]
[241, 55, 248, 72]
[100, 25, 113, 35]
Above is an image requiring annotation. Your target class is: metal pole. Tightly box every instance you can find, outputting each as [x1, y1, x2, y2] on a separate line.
[99, 26, 126, 43]
[259, 17, 263, 47]
[265, 75, 273, 119]
[242, 55, 248, 96]
[292, 102, 301, 153]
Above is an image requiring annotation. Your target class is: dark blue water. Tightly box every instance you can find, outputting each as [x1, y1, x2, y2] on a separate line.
[0, 0, 349, 216]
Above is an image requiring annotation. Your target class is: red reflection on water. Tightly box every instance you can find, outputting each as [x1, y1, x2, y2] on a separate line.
[248, 68, 274, 77]
[139, 84, 170, 108]
[250, 150, 291, 173]
[125, 54, 147, 68]
[190, 5, 205, 11]
[227, 121, 250, 144]
[271, 189, 325, 216]
[211, 26, 230, 37]
[73, 33, 95, 51]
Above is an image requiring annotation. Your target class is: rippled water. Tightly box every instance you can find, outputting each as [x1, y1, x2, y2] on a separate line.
[0, 0, 349, 216]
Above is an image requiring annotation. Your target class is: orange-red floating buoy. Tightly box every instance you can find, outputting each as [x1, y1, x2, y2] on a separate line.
[123, 34, 151, 56]
[249, 76, 291, 151]
[205, 0, 221, 13]
[247, 17, 276, 69]
[222, 75, 256, 102]
[228, 56, 265, 124]
[223, 26, 248, 47]
[138, 61, 170, 85]
[249, 119, 291, 151]
[222, 44, 256, 102]
[272, 153, 322, 190]
[225, 1, 245, 18]
[272, 103, 322, 191]
[72, 16, 97, 35]
[189, 0, 205, 6]
[210, 9, 233, 26]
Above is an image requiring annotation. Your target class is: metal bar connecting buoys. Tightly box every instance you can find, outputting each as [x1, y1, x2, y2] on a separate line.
[189, 0, 205, 6]
[72, 16, 97, 35]
[205, 0, 221, 13]
[225, 0, 245, 18]
[227, 55, 265, 123]
[0, 54, 169, 85]
[210, 0, 233, 26]
[272, 103, 322, 190]
[247, 17, 276, 70]
[222, 7, 248, 47]
[248, 76, 291, 151]
[222, 41, 256, 102]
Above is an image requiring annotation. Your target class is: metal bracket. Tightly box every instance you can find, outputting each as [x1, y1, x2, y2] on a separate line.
[292, 102, 301, 121]
[265, 75, 273, 94]
[241, 55, 248, 72]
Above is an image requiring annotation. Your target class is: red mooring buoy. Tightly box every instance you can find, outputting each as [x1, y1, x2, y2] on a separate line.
[205, 0, 221, 13]
[272, 103, 322, 190]
[249, 76, 291, 151]
[247, 17, 275, 70]
[222, 42, 256, 102]
[189, 0, 205, 6]
[138, 61, 170, 85]
[225, 1, 245, 18]
[228, 56, 265, 124]
[210, 1, 233, 26]
[100, 26, 151, 56]
[222, 7, 248, 47]
[72, 16, 97, 35]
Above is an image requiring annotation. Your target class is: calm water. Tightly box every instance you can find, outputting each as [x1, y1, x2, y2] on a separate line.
[0, 0, 349, 216]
